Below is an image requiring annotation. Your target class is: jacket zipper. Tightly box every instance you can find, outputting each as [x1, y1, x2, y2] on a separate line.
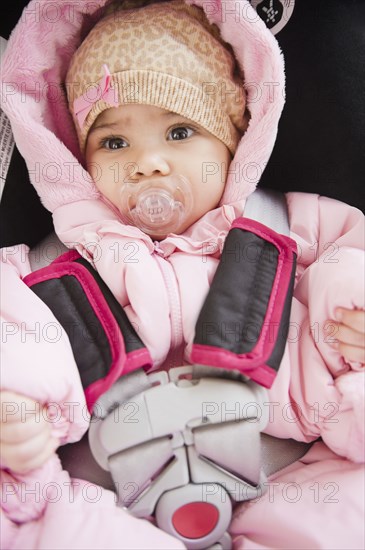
[153, 251, 184, 368]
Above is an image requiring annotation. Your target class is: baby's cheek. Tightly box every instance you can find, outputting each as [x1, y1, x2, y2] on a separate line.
[86, 159, 99, 184]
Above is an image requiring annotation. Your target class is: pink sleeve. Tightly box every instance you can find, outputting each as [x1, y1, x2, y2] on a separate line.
[1, 246, 89, 445]
[1, 463, 185, 549]
[230, 441, 364, 549]
[287, 192, 364, 275]
[265, 194, 365, 462]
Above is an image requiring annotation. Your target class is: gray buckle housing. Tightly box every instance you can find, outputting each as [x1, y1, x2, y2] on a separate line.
[89, 367, 268, 549]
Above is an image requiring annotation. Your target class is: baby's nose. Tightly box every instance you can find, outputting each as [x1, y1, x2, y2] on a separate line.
[134, 149, 170, 178]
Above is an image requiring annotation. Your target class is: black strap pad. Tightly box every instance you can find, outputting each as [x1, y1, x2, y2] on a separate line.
[23, 250, 152, 411]
[191, 218, 297, 388]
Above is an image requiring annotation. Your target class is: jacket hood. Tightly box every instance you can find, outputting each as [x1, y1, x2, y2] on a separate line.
[1, 0, 285, 213]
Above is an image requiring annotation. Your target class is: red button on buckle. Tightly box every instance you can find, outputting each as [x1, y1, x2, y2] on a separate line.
[172, 501, 219, 539]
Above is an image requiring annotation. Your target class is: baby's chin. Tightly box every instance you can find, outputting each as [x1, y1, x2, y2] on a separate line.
[147, 232, 167, 242]
[146, 228, 179, 241]
[147, 223, 191, 241]
[143, 221, 189, 241]
[131, 215, 198, 241]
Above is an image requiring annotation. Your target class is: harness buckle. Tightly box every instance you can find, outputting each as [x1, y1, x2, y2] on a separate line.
[89, 366, 269, 549]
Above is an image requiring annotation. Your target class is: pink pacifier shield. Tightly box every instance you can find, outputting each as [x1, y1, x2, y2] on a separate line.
[119, 174, 193, 237]
[135, 188, 176, 224]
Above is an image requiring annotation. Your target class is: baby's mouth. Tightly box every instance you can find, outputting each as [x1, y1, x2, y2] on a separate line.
[119, 174, 193, 236]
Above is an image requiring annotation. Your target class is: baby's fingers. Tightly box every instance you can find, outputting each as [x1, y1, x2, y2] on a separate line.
[0, 392, 42, 424]
[15, 435, 59, 474]
[334, 322, 365, 349]
[336, 308, 365, 364]
[336, 308, 365, 334]
[0, 407, 51, 444]
[335, 341, 365, 365]
[0, 429, 58, 474]
[324, 310, 365, 365]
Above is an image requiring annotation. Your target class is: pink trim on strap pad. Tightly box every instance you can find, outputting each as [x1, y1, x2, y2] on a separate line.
[24, 253, 152, 411]
[191, 218, 297, 388]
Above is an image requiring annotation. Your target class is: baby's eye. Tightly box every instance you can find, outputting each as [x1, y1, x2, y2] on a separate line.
[167, 126, 194, 141]
[101, 137, 128, 150]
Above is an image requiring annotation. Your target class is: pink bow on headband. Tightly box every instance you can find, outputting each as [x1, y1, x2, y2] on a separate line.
[73, 64, 119, 129]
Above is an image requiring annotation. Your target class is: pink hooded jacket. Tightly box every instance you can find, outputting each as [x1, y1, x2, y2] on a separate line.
[1, 0, 364, 549]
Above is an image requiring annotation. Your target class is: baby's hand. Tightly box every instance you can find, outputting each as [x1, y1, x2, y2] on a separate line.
[0, 391, 59, 474]
[324, 308, 365, 365]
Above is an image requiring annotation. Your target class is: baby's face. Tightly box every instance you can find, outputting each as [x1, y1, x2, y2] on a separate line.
[85, 104, 231, 239]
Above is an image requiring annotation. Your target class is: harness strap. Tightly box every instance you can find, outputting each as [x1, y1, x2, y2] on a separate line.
[24, 251, 153, 412]
[191, 191, 297, 388]
[244, 187, 290, 235]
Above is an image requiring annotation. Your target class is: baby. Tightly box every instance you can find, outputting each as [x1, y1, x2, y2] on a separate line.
[1, 0, 364, 548]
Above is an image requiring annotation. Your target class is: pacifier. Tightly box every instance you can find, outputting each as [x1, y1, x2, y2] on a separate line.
[119, 175, 193, 237]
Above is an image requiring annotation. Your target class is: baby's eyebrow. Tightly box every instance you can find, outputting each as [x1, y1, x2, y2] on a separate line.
[162, 111, 187, 120]
[89, 121, 121, 134]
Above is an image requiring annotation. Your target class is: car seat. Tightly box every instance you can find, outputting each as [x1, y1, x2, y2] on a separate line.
[1, 1, 364, 548]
